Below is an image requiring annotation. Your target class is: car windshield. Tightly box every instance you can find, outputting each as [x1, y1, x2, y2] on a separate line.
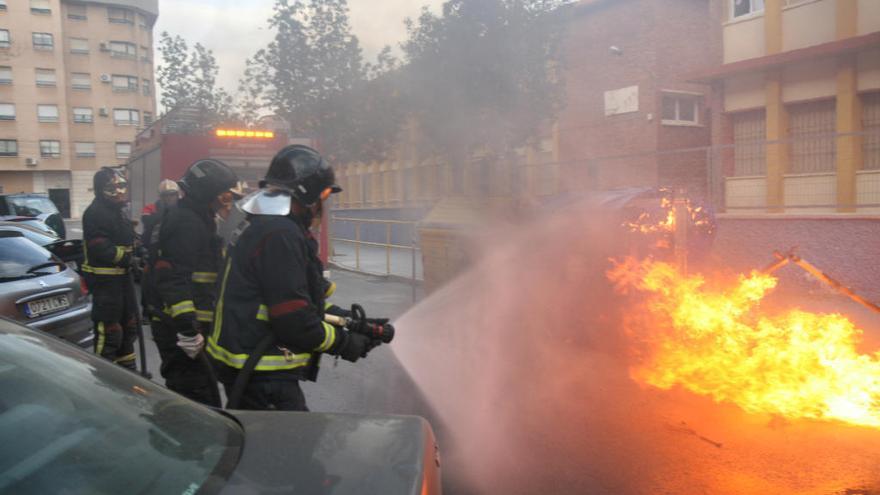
[0, 235, 62, 280]
[0, 225, 57, 247]
[7, 197, 59, 217]
[0, 322, 242, 494]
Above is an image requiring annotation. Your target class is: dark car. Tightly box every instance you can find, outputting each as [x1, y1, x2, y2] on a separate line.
[0, 231, 92, 348]
[0, 317, 442, 494]
[0, 193, 66, 238]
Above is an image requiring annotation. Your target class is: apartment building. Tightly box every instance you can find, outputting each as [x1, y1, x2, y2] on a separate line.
[695, 0, 880, 213]
[0, 0, 158, 218]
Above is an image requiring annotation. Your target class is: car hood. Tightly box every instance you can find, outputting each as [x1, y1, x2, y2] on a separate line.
[218, 410, 431, 495]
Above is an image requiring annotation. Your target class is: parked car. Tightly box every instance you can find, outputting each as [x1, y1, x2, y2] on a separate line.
[0, 193, 66, 238]
[0, 221, 84, 273]
[0, 231, 92, 348]
[0, 317, 443, 495]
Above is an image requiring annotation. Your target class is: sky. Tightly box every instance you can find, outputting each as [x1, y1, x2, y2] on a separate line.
[154, 0, 444, 99]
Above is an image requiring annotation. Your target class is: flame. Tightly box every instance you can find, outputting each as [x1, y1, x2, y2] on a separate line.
[608, 257, 880, 429]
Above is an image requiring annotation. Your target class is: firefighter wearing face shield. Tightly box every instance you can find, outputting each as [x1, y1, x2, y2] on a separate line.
[207, 145, 381, 411]
[82, 167, 138, 369]
[145, 159, 239, 406]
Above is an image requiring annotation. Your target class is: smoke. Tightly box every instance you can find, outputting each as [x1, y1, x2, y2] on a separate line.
[389, 200, 880, 494]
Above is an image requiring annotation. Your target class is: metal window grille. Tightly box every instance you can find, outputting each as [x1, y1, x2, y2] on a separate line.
[789, 99, 836, 174]
[733, 110, 766, 176]
[863, 92, 880, 171]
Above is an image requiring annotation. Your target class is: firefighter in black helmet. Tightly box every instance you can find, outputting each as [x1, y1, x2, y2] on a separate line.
[146, 159, 239, 406]
[82, 167, 138, 369]
[207, 145, 382, 411]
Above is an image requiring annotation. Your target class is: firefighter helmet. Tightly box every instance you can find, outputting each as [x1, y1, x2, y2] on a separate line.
[94, 167, 128, 204]
[178, 159, 239, 203]
[261, 145, 341, 206]
[158, 179, 179, 196]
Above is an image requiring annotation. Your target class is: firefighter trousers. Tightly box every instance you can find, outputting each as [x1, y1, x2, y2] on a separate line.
[223, 379, 308, 411]
[91, 276, 138, 370]
[152, 320, 221, 407]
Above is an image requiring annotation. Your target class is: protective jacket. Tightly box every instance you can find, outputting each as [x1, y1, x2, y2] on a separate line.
[207, 214, 341, 382]
[151, 197, 222, 334]
[82, 194, 134, 321]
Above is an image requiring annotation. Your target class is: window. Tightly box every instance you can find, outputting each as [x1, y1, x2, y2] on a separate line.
[0, 0, 6, 12]
[143, 111, 153, 126]
[73, 107, 93, 123]
[789, 99, 836, 174]
[107, 7, 134, 24]
[111, 74, 138, 92]
[0, 30, 11, 48]
[70, 37, 89, 54]
[0, 139, 17, 157]
[861, 92, 880, 171]
[0, 103, 15, 120]
[732, 110, 767, 176]
[113, 108, 139, 126]
[30, 0, 51, 14]
[39, 140, 61, 158]
[32, 32, 53, 50]
[35, 68, 56, 87]
[70, 72, 90, 90]
[115, 142, 131, 159]
[37, 104, 59, 123]
[661, 92, 701, 126]
[140, 45, 151, 62]
[67, 4, 87, 20]
[142, 79, 151, 96]
[109, 41, 136, 58]
[75, 142, 96, 158]
[0, 66, 11, 85]
[731, 0, 764, 18]
[138, 14, 149, 29]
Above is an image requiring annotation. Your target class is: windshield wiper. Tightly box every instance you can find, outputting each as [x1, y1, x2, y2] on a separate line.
[26, 261, 65, 275]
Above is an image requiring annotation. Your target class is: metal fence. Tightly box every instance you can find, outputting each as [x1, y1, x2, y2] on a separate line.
[328, 216, 422, 298]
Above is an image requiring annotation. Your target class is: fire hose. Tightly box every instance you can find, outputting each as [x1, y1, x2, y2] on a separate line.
[763, 248, 880, 314]
[225, 304, 394, 409]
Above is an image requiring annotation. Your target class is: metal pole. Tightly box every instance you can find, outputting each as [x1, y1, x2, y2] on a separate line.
[386, 223, 392, 276]
[355, 222, 361, 271]
[411, 231, 417, 303]
[673, 187, 689, 275]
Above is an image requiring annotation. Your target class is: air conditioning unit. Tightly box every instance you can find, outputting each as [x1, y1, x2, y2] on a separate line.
[99, 42, 110, 52]
[99, 107, 109, 117]
[25, 158, 38, 167]
[100, 74, 111, 83]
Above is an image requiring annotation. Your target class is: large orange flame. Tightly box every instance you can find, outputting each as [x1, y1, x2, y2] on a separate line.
[608, 257, 880, 429]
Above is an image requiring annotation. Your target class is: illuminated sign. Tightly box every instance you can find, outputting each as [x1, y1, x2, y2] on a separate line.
[215, 129, 276, 139]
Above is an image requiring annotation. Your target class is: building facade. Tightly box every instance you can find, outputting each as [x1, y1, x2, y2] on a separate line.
[697, 0, 880, 213]
[0, 0, 158, 218]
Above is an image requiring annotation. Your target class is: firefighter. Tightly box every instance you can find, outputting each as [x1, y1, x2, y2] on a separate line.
[82, 167, 138, 370]
[207, 145, 381, 411]
[148, 159, 239, 406]
[141, 179, 179, 254]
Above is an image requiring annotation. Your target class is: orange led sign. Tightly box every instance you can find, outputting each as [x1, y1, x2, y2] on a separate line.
[215, 129, 275, 139]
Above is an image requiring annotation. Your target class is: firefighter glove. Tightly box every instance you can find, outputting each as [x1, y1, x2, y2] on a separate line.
[176, 332, 204, 360]
[337, 332, 373, 363]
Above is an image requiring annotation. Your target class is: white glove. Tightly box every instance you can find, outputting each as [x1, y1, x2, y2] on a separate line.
[176, 333, 204, 360]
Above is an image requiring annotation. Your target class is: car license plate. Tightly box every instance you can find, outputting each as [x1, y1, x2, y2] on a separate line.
[25, 295, 70, 318]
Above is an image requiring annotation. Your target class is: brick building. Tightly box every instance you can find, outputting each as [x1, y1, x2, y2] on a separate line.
[557, 0, 716, 196]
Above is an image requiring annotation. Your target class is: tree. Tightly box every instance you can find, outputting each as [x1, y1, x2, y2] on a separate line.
[400, 0, 569, 164]
[156, 32, 239, 127]
[241, 0, 403, 164]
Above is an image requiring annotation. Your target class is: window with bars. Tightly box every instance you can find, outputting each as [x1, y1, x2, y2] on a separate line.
[37, 104, 59, 123]
[32, 32, 54, 50]
[70, 72, 90, 89]
[35, 68, 56, 87]
[75, 142, 96, 158]
[70, 37, 89, 54]
[0, 140, 17, 157]
[732, 110, 766, 176]
[67, 4, 87, 20]
[863, 92, 880, 171]
[788, 99, 836, 174]
[39, 140, 61, 158]
[73, 107, 93, 123]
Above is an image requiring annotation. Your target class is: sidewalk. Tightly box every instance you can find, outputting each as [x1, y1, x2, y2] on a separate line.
[330, 242, 424, 281]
